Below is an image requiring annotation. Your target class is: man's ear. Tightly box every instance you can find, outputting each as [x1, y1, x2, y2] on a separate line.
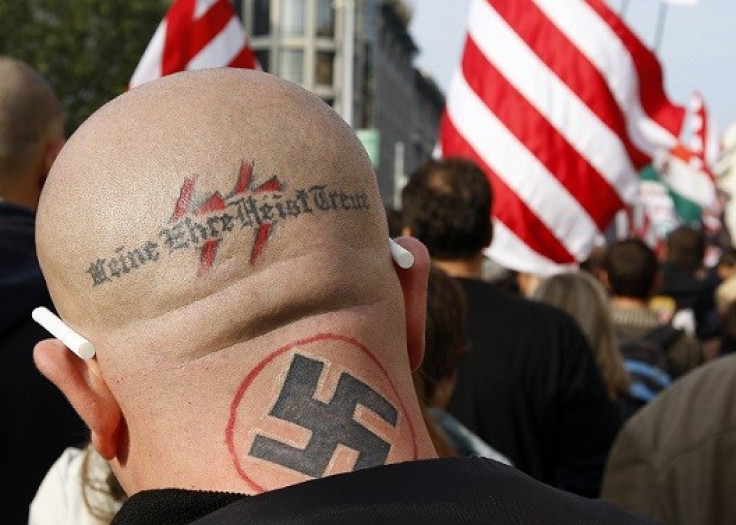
[393, 236, 429, 371]
[34, 339, 122, 460]
[42, 137, 64, 173]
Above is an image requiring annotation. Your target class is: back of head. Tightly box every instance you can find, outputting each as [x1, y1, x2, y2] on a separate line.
[35, 69, 433, 496]
[401, 158, 492, 259]
[665, 226, 705, 273]
[0, 57, 62, 204]
[533, 271, 628, 398]
[606, 239, 658, 300]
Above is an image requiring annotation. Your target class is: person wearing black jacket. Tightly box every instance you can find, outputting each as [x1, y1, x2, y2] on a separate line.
[0, 57, 86, 524]
[401, 158, 622, 497]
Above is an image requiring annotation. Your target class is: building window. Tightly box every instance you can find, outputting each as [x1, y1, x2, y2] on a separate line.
[281, 0, 305, 37]
[279, 49, 304, 84]
[252, 0, 270, 36]
[316, 0, 334, 38]
[255, 49, 270, 72]
[315, 51, 334, 86]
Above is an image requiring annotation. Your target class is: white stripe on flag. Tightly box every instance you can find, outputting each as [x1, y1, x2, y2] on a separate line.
[129, 22, 166, 88]
[194, 0, 219, 20]
[189, 17, 247, 70]
[469, 0, 638, 203]
[534, 0, 678, 153]
[447, 70, 600, 259]
[486, 221, 579, 276]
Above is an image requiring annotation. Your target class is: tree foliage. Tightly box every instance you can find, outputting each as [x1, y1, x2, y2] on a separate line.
[0, 0, 167, 134]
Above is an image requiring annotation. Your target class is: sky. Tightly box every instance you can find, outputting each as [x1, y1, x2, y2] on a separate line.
[407, 0, 736, 133]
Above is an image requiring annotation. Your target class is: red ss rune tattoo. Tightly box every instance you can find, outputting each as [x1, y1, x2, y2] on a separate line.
[170, 160, 283, 275]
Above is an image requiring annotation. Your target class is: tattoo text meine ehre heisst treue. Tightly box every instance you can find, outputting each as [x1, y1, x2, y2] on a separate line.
[85, 160, 371, 286]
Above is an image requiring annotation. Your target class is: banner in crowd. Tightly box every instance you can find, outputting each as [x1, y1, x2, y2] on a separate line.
[625, 92, 720, 247]
[130, 0, 258, 89]
[438, 0, 697, 274]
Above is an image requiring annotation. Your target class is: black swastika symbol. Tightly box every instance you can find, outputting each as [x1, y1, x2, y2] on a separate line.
[249, 353, 398, 478]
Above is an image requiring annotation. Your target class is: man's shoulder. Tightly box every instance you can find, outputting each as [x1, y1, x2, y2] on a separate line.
[457, 278, 576, 324]
[189, 459, 656, 525]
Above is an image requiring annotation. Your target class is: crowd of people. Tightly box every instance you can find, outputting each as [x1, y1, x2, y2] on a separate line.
[2, 57, 734, 525]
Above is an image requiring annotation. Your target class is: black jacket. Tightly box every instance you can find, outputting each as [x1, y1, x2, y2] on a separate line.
[448, 279, 621, 497]
[113, 458, 658, 525]
[0, 201, 87, 525]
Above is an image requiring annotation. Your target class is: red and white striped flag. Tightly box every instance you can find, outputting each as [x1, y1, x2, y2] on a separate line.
[130, 0, 258, 89]
[439, 0, 687, 274]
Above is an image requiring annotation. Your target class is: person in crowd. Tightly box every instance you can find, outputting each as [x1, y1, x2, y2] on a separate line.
[417, 264, 511, 463]
[532, 272, 631, 405]
[0, 56, 87, 524]
[580, 244, 608, 285]
[32, 68, 653, 524]
[655, 225, 718, 339]
[713, 248, 736, 357]
[30, 443, 125, 525]
[604, 239, 701, 380]
[401, 157, 621, 498]
[714, 246, 736, 317]
[602, 354, 736, 525]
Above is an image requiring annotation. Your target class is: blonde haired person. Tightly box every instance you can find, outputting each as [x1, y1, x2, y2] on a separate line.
[30, 444, 124, 524]
[533, 271, 630, 401]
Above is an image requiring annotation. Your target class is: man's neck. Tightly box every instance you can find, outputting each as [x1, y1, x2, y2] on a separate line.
[433, 254, 485, 280]
[0, 179, 40, 211]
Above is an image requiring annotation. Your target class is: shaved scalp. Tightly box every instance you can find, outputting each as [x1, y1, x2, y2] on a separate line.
[37, 69, 391, 361]
[0, 57, 62, 185]
[34, 70, 433, 494]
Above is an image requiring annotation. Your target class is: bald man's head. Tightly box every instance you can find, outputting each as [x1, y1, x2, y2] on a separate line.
[38, 69, 396, 357]
[0, 57, 63, 207]
[35, 70, 432, 493]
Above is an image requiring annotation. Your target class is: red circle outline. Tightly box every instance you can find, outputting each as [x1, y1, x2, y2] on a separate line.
[225, 332, 418, 493]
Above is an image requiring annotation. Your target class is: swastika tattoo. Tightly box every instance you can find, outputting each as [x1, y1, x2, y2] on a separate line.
[85, 159, 371, 286]
[249, 354, 398, 478]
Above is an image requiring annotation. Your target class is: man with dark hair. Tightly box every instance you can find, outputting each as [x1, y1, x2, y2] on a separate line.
[605, 239, 659, 300]
[0, 56, 86, 524]
[665, 225, 705, 274]
[34, 69, 652, 524]
[401, 158, 492, 260]
[656, 226, 716, 338]
[402, 157, 621, 497]
[605, 239, 701, 380]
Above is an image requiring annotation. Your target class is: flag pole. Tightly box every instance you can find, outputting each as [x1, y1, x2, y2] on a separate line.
[653, 2, 669, 52]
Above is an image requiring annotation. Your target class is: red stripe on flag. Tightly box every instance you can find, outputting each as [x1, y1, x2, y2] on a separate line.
[440, 113, 577, 265]
[188, 0, 236, 60]
[487, 0, 650, 170]
[228, 45, 258, 70]
[162, 0, 236, 76]
[586, 0, 685, 135]
[462, 36, 625, 229]
[162, 0, 196, 75]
